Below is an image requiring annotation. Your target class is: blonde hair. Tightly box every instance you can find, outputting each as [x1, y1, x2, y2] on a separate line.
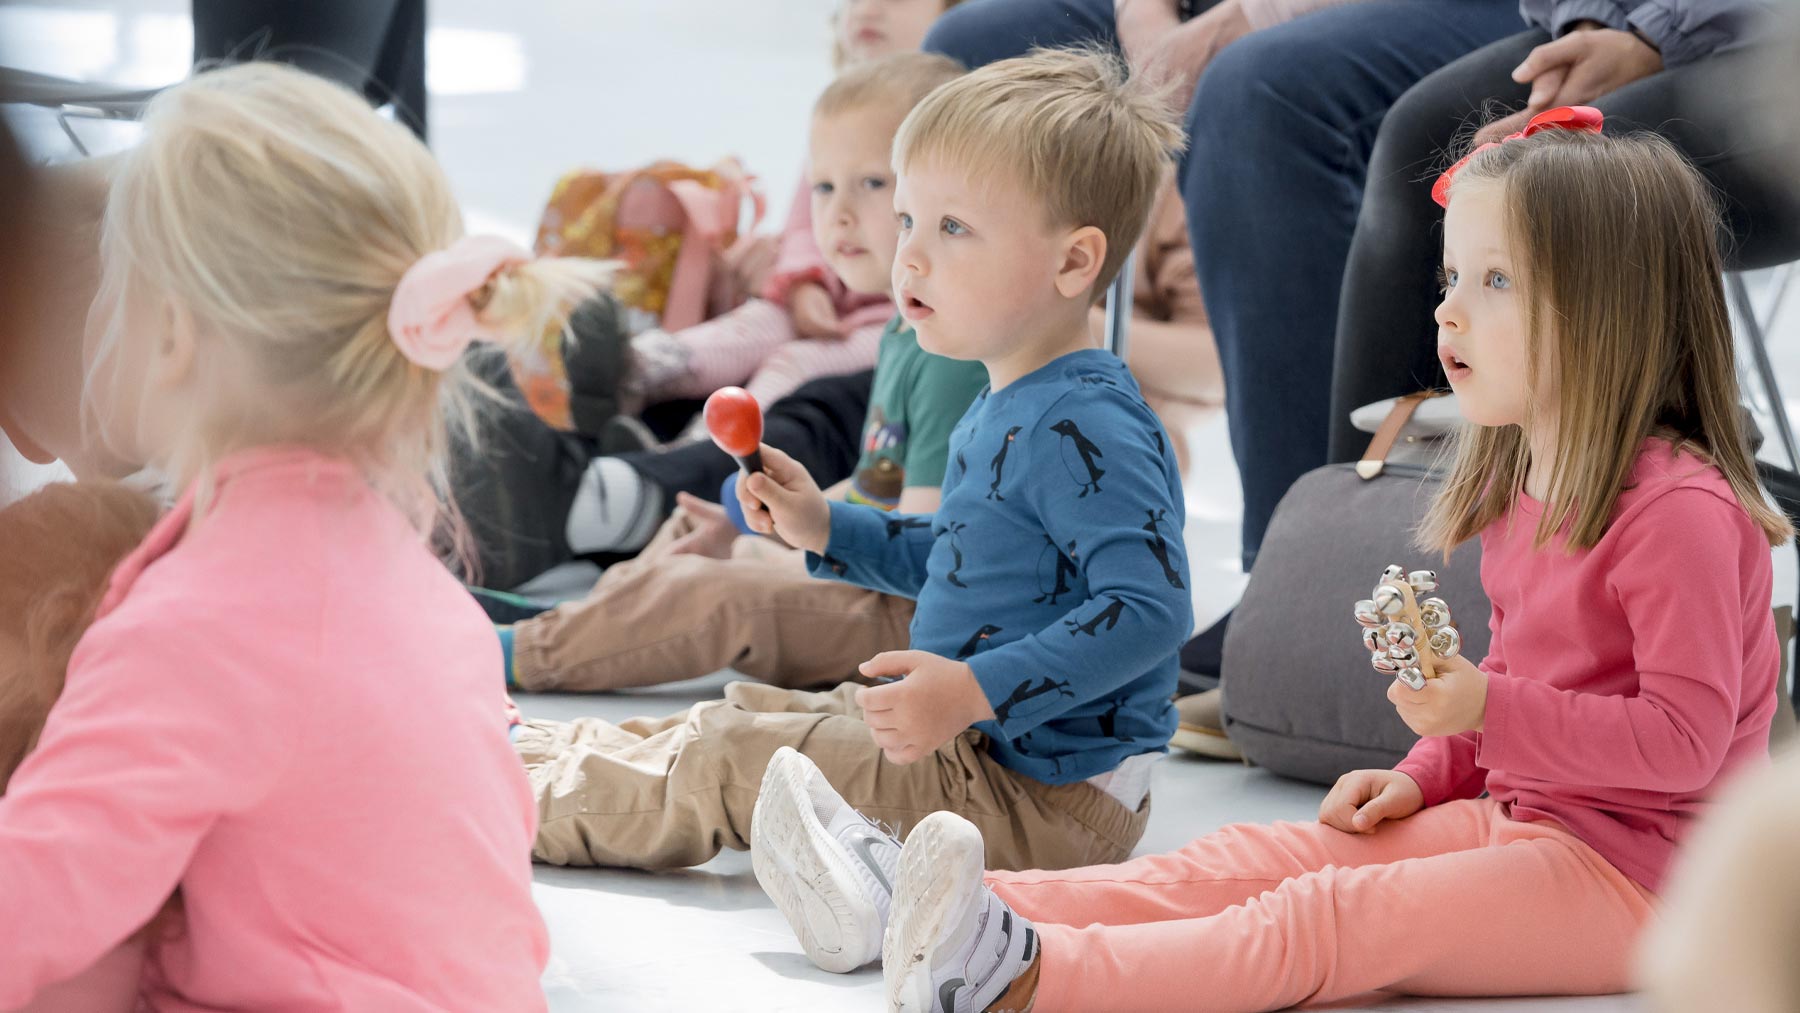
[815, 51, 965, 122]
[85, 62, 609, 537]
[1420, 129, 1792, 553]
[892, 46, 1184, 297]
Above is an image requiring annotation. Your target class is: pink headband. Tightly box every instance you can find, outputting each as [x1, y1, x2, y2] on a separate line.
[388, 235, 533, 371]
[1431, 106, 1604, 209]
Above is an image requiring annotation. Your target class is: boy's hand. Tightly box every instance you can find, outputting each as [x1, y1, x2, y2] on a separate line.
[854, 651, 997, 765]
[737, 443, 831, 555]
[788, 281, 844, 340]
[1319, 769, 1424, 834]
[664, 493, 740, 560]
[1387, 653, 1487, 737]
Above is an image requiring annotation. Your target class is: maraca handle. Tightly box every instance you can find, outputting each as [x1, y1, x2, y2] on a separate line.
[736, 448, 764, 476]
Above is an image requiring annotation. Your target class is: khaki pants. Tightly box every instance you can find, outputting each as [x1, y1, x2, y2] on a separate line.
[512, 514, 915, 692]
[516, 681, 1150, 872]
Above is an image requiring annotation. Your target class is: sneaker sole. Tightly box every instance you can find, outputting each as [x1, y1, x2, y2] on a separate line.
[750, 748, 884, 974]
[884, 811, 986, 1013]
[1170, 723, 1244, 761]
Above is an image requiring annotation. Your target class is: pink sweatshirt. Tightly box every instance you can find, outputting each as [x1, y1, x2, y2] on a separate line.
[0, 447, 548, 1011]
[760, 170, 895, 333]
[1397, 440, 1780, 892]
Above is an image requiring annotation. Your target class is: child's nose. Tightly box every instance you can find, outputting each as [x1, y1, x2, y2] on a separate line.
[1433, 294, 1463, 332]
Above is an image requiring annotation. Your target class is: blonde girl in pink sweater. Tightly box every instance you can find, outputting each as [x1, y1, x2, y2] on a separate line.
[771, 113, 1792, 1013]
[0, 62, 607, 1010]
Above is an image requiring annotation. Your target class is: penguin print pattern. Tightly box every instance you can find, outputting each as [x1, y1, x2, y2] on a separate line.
[1141, 509, 1185, 589]
[991, 676, 1075, 725]
[1064, 595, 1126, 637]
[1096, 696, 1135, 742]
[1049, 419, 1105, 497]
[944, 522, 970, 588]
[956, 624, 1003, 661]
[1034, 535, 1080, 605]
[988, 426, 1023, 500]
[886, 516, 931, 540]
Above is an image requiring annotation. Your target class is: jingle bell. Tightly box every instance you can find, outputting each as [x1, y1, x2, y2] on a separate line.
[1362, 628, 1385, 652]
[1380, 564, 1405, 584]
[1354, 600, 1383, 628]
[1407, 569, 1439, 593]
[1388, 644, 1418, 665]
[1383, 622, 1417, 648]
[1397, 668, 1427, 691]
[1419, 598, 1451, 630]
[1371, 655, 1401, 674]
[1372, 585, 1405, 616]
[1429, 626, 1462, 659]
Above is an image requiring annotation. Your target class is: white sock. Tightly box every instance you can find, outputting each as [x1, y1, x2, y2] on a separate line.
[565, 457, 664, 554]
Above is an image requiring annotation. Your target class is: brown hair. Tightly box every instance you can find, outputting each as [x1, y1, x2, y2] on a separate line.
[1420, 129, 1793, 553]
[0, 482, 161, 791]
[815, 51, 966, 123]
[892, 46, 1184, 298]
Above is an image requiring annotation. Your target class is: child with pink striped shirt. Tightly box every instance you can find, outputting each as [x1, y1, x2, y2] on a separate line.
[763, 112, 1792, 1012]
[586, 0, 964, 439]
[0, 63, 608, 1009]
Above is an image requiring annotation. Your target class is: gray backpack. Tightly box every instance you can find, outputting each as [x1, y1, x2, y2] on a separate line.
[1219, 394, 1492, 786]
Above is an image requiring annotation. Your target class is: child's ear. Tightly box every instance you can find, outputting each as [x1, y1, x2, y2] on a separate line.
[151, 303, 198, 390]
[1054, 226, 1107, 301]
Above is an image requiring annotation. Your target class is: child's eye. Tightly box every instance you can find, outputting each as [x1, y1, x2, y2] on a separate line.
[1438, 267, 1457, 292]
[896, 212, 913, 231]
[861, 176, 888, 191]
[813, 182, 834, 197]
[1486, 270, 1510, 290]
[941, 218, 967, 236]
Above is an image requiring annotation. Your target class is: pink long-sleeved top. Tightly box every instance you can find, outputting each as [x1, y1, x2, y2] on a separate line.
[1397, 439, 1780, 892]
[0, 447, 548, 1011]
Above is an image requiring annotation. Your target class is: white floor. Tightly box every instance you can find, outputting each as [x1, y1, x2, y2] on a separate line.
[6, 0, 1796, 1009]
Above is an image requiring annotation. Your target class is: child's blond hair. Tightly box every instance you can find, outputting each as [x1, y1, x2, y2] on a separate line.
[815, 51, 965, 123]
[85, 62, 608, 535]
[892, 46, 1184, 298]
[1420, 129, 1792, 553]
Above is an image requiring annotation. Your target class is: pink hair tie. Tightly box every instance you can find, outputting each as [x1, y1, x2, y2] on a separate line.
[388, 235, 533, 371]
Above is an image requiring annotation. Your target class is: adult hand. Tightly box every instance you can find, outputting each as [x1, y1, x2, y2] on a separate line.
[664, 492, 741, 560]
[1319, 768, 1425, 834]
[788, 281, 844, 340]
[1115, 0, 1182, 68]
[1136, 0, 1253, 116]
[854, 651, 996, 764]
[1386, 653, 1488, 737]
[736, 443, 832, 555]
[1474, 25, 1662, 144]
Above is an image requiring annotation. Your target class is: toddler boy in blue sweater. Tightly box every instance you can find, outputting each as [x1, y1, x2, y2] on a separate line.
[744, 47, 1193, 976]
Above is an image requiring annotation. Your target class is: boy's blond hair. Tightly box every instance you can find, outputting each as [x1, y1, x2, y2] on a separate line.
[1420, 129, 1792, 553]
[85, 62, 609, 539]
[893, 46, 1184, 297]
[816, 51, 965, 123]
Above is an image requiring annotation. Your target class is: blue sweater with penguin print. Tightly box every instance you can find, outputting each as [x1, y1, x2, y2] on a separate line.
[807, 349, 1192, 784]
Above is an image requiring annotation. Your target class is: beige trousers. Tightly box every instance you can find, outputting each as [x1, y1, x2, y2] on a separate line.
[516, 681, 1149, 872]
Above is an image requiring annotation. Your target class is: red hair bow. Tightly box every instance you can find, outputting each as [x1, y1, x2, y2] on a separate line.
[1431, 105, 1604, 208]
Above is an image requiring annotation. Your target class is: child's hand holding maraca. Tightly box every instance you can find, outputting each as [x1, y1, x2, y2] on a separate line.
[735, 444, 832, 555]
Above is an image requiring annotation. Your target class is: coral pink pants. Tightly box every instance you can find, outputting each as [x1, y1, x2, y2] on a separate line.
[985, 799, 1656, 1012]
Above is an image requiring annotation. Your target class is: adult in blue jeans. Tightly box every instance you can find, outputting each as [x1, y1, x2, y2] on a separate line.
[924, 0, 1525, 681]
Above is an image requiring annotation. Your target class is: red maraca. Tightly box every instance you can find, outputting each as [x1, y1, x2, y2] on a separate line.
[704, 386, 764, 477]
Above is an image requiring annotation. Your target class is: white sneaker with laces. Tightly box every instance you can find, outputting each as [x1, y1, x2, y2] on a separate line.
[751, 747, 901, 973]
[884, 811, 1037, 1013]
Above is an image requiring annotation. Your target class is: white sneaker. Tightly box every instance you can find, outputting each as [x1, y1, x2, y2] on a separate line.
[884, 812, 1037, 1013]
[751, 747, 901, 973]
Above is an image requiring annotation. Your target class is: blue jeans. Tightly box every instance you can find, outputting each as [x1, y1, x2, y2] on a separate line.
[926, 0, 1522, 569]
